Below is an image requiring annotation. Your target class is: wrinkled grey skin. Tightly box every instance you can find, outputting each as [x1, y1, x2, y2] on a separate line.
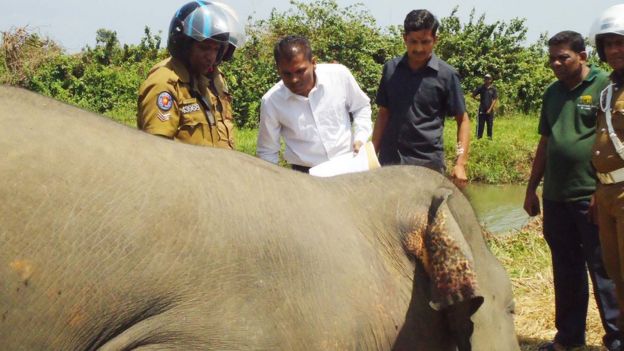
[0, 86, 519, 350]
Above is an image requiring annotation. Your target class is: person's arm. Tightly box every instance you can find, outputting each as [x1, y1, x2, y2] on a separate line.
[371, 106, 390, 153]
[487, 98, 497, 114]
[343, 65, 372, 153]
[351, 103, 372, 153]
[451, 112, 470, 189]
[523, 135, 548, 216]
[471, 86, 480, 99]
[256, 100, 281, 164]
[137, 78, 179, 139]
[487, 88, 498, 114]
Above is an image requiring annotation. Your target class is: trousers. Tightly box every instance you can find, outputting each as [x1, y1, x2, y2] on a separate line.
[476, 113, 493, 139]
[543, 198, 620, 347]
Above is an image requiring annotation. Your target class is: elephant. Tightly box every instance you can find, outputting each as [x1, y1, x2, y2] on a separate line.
[0, 85, 519, 350]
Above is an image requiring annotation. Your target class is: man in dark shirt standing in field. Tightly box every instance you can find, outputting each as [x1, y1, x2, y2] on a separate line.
[371, 9, 470, 189]
[472, 73, 498, 139]
[524, 30, 621, 351]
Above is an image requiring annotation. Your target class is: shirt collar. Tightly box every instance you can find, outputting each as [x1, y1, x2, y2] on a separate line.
[399, 52, 441, 72]
[585, 65, 601, 82]
[570, 65, 602, 91]
[278, 67, 322, 100]
[169, 57, 192, 84]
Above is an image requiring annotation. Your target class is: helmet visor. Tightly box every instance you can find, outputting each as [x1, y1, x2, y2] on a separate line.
[211, 1, 246, 48]
[181, 2, 245, 47]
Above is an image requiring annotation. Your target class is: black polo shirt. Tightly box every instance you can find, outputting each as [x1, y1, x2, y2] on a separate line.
[473, 84, 498, 115]
[376, 53, 466, 171]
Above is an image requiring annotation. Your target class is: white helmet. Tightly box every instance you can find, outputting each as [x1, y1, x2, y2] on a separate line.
[589, 4, 624, 61]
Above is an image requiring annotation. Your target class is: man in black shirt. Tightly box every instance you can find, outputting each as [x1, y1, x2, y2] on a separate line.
[472, 74, 498, 139]
[372, 9, 470, 189]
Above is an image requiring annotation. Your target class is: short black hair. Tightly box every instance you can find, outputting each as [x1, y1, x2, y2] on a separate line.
[273, 35, 313, 64]
[404, 9, 439, 36]
[548, 30, 586, 53]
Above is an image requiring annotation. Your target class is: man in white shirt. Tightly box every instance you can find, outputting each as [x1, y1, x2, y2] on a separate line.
[256, 35, 372, 173]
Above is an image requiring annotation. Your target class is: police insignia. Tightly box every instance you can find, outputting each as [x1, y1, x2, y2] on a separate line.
[157, 92, 173, 111]
[157, 111, 171, 122]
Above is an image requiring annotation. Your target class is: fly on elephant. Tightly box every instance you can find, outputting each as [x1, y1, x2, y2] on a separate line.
[0, 85, 519, 350]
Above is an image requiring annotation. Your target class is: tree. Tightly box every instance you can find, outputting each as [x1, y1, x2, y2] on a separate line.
[435, 7, 552, 113]
[2, 1, 563, 128]
[0, 27, 63, 86]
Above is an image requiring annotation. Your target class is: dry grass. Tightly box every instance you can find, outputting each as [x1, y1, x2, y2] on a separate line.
[1, 26, 63, 85]
[488, 219, 606, 350]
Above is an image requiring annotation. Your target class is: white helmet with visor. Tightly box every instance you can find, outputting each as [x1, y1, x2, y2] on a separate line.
[589, 4, 624, 61]
[168, 1, 245, 63]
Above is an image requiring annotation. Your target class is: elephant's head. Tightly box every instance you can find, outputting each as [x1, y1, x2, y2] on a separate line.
[398, 187, 519, 351]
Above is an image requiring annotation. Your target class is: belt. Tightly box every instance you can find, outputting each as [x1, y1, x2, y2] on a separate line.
[596, 167, 624, 184]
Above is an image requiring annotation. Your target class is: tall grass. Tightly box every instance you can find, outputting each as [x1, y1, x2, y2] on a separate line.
[444, 113, 540, 184]
[234, 128, 258, 156]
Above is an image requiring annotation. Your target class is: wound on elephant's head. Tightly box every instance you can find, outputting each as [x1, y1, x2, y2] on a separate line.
[403, 211, 478, 311]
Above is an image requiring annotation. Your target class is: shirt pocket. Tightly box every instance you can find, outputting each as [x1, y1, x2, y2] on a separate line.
[414, 83, 442, 115]
[176, 98, 210, 144]
[316, 106, 348, 140]
[576, 104, 598, 129]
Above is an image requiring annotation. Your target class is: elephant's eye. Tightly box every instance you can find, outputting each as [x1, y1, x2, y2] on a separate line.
[507, 300, 516, 315]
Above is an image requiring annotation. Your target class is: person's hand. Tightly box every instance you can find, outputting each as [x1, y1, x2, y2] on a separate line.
[451, 164, 468, 190]
[523, 191, 540, 217]
[588, 194, 598, 224]
[353, 140, 363, 154]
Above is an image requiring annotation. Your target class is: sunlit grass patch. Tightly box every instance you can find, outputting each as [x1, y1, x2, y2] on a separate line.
[489, 220, 605, 350]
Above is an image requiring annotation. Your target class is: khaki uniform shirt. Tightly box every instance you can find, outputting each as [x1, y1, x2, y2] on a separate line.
[592, 85, 624, 173]
[137, 57, 235, 149]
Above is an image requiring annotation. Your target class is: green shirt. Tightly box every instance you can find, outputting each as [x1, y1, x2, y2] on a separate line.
[539, 65, 610, 201]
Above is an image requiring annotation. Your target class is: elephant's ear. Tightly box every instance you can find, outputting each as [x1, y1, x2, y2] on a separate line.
[403, 187, 483, 350]
[403, 187, 481, 310]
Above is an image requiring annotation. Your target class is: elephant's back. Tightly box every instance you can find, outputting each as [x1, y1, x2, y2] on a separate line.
[0, 86, 411, 349]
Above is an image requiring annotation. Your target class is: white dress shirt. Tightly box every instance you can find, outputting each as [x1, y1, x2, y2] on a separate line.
[256, 63, 372, 167]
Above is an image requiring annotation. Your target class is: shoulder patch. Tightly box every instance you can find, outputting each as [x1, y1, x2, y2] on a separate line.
[157, 92, 173, 111]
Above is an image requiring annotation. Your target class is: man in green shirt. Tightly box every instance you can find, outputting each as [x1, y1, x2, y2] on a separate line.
[524, 31, 621, 351]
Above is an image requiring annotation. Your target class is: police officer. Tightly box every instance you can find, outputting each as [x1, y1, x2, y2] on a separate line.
[591, 4, 624, 344]
[137, 1, 245, 148]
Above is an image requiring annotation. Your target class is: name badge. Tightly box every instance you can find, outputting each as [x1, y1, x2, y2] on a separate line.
[181, 103, 201, 114]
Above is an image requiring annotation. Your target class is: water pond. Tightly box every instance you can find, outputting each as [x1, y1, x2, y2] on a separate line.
[464, 183, 537, 234]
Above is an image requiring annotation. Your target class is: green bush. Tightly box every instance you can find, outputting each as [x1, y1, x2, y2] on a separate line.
[436, 8, 554, 114]
[444, 113, 540, 183]
[1, 1, 558, 125]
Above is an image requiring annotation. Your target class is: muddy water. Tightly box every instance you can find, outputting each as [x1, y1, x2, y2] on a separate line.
[464, 183, 538, 234]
